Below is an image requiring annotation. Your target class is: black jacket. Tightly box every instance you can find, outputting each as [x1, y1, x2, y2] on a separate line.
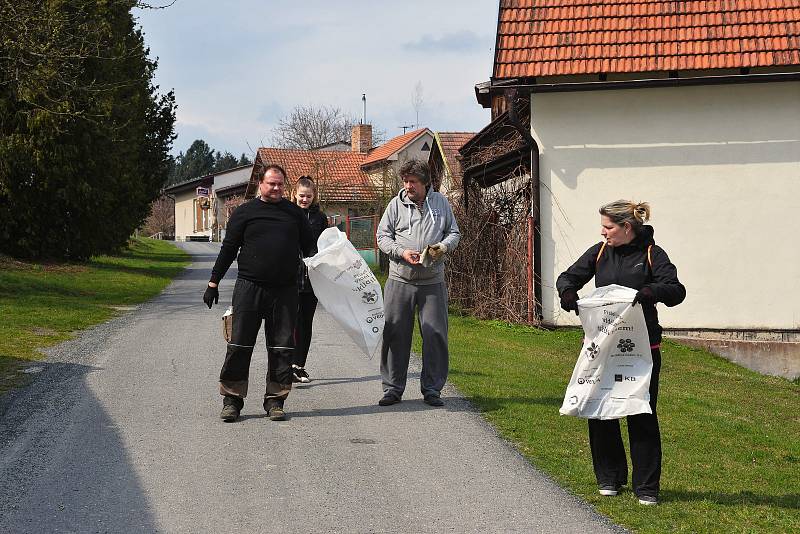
[210, 198, 314, 287]
[556, 225, 686, 343]
[298, 204, 329, 292]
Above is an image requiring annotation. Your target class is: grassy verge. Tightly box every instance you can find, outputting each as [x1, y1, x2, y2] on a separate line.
[0, 238, 189, 395]
[413, 316, 799, 533]
[371, 265, 387, 287]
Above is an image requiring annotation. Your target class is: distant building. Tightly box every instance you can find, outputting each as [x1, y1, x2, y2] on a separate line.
[360, 128, 434, 204]
[428, 132, 474, 198]
[164, 164, 253, 242]
[244, 126, 437, 220]
[245, 127, 378, 222]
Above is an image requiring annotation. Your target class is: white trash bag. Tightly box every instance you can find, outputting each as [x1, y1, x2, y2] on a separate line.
[303, 227, 384, 359]
[559, 284, 653, 420]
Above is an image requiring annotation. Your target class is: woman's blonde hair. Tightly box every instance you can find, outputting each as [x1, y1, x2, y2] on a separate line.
[292, 176, 318, 205]
[599, 200, 651, 232]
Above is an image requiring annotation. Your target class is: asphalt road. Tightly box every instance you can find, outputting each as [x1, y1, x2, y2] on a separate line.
[0, 242, 622, 533]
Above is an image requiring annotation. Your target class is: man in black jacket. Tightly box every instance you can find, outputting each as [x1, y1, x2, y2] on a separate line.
[203, 164, 314, 422]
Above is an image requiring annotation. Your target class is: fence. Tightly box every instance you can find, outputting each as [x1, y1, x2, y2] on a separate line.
[338, 215, 379, 266]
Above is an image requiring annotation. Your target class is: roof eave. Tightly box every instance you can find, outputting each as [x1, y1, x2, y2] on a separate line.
[362, 128, 432, 167]
[163, 175, 213, 194]
[490, 71, 800, 93]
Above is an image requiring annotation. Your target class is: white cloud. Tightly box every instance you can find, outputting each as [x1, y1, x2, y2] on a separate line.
[136, 0, 497, 155]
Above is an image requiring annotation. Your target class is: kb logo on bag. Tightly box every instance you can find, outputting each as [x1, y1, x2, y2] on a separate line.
[614, 374, 636, 382]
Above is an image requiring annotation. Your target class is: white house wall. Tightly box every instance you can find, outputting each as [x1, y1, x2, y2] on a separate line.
[174, 190, 211, 241]
[534, 82, 800, 330]
[173, 190, 197, 241]
[213, 166, 252, 190]
[398, 133, 434, 165]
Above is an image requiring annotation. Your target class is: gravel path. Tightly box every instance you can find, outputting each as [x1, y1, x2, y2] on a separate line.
[0, 242, 622, 533]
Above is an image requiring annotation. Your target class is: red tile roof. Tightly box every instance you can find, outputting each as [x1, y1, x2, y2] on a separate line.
[436, 132, 475, 187]
[253, 148, 375, 203]
[362, 128, 431, 166]
[494, 0, 800, 78]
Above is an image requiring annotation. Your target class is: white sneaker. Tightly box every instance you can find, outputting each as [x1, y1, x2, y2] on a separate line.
[292, 365, 310, 383]
[598, 485, 619, 496]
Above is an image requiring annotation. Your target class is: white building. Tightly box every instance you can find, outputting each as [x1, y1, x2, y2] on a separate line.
[164, 164, 253, 242]
[462, 1, 800, 377]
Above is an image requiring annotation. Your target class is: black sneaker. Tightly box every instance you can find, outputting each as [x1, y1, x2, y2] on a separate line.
[292, 365, 310, 383]
[378, 394, 401, 406]
[638, 495, 658, 506]
[423, 395, 444, 407]
[599, 485, 620, 496]
[220, 395, 243, 422]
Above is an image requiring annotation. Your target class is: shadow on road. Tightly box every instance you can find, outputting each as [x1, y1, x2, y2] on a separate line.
[239, 396, 473, 421]
[295, 374, 383, 389]
[0, 361, 159, 532]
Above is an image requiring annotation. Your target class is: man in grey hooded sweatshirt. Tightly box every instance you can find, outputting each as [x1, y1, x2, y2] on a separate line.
[376, 159, 460, 407]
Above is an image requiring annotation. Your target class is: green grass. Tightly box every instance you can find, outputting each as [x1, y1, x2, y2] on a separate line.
[412, 316, 800, 533]
[371, 264, 387, 288]
[0, 238, 189, 394]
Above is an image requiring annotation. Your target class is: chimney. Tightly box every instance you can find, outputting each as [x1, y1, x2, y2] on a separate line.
[351, 124, 372, 153]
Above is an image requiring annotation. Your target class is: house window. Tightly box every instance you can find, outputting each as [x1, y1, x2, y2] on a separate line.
[421, 142, 430, 151]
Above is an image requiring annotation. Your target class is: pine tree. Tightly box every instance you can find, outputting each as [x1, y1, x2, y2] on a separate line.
[0, 0, 176, 259]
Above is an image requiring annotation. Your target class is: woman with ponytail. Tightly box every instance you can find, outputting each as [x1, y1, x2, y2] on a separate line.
[291, 176, 329, 383]
[556, 199, 686, 506]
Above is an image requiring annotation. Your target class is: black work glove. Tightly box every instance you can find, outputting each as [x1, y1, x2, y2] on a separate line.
[203, 284, 219, 309]
[632, 286, 656, 307]
[560, 289, 580, 315]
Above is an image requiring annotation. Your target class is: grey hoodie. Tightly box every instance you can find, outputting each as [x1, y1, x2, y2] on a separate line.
[376, 189, 461, 285]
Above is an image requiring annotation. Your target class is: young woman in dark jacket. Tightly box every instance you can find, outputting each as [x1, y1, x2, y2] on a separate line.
[291, 176, 329, 383]
[556, 200, 686, 506]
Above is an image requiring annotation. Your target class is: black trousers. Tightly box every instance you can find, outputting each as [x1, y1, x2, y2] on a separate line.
[293, 292, 318, 368]
[588, 348, 662, 498]
[218, 279, 297, 406]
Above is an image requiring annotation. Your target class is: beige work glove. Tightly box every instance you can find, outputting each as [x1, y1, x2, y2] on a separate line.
[428, 242, 447, 261]
[419, 243, 448, 267]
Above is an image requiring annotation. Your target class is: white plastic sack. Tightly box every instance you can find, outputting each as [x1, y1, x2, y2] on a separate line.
[559, 284, 653, 420]
[303, 227, 384, 358]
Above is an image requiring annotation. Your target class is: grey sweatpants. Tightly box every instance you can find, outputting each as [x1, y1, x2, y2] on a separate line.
[380, 279, 449, 398]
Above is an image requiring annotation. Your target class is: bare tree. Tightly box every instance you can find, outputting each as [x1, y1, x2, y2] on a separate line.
[141, 195, 174, 237]
[270, 104, 386, 150]
[224, 195, 246, 218]
[411, 81, 424, 128]
[271, 105, 356, 150]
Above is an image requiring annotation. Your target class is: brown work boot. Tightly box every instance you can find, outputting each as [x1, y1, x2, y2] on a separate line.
[220, 395, 244, 422]
[264, 399, 286, 421]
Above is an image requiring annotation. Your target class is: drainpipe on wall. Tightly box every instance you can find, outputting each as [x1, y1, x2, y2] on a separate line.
[505, 89, 542, 323]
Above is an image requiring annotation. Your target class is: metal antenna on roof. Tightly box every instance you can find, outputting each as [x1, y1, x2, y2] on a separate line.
[399, 125, 414, 134]
[362, 94, 367, 124]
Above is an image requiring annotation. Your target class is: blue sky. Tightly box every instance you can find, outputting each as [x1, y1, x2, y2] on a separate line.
[134, 0, 498, 157]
